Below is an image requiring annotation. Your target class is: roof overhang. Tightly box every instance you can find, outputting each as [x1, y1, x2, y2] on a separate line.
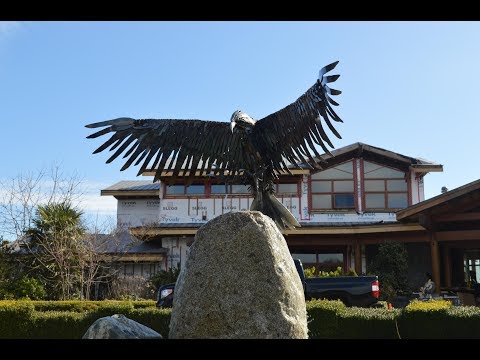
[410, 164, 444, 173]
[140, 169, 309, 177]
[130, 222, 425, 239]
[101, 189, 159, 197]
[397, 178, 480, 222]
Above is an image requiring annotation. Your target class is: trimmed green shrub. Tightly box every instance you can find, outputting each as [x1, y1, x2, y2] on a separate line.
[405, 299, 451, 311]
[85, 301, 135, 321]
[0, 301, 35, 338]
[306, 299, 345, 338]
[398, 299, 453, 338]
[132, 300, 156, 309]
[31, 300, 100, 312]
[29, 311, 91, 339]
[129, 307, 172, 338]
[1, 299, 480, 339]
[444, 306, 480, 339]
[337, 307, 400, 339]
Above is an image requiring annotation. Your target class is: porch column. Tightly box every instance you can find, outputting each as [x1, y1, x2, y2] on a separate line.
[430, 234, 441, 294]
[443, 244, 452, 287]
[354, 240, 362, 275]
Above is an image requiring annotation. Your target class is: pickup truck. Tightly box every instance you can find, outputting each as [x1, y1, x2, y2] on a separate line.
[294, 259, 379, 307]
[156, 259, 379, 308]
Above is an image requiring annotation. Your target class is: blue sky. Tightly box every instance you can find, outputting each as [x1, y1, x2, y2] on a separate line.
[1, 21, 479, 226]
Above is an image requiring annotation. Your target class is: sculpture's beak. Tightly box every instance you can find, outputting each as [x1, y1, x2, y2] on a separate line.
[230, 121, 236, 133]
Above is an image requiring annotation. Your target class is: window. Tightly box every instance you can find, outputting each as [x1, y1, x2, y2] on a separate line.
[291, 251, 345, 274]
[210, 183, 250, 195]
[165, 183, 205, 197]
[123, 263, 134, 276]
[363, 161, 408, 210]
[311, 161, 355, 210]
[275, 181, 300, 196]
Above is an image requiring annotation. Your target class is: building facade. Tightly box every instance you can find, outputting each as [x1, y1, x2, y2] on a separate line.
[101, 142, 451, 290]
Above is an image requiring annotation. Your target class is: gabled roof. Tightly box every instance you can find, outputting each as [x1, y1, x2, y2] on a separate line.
[101, 180, 160, 197]
[312, 142, 442, 174]
[397, 178, 480, 222]
[9, 231, 168, 255]
[90, 230, 168, 254]
[101, 142, 442, 196]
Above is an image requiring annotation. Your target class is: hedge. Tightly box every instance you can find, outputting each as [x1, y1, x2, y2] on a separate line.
[397, 299, 480, 339]
[306, 299, 344, 338]
[0, 301, 35, 338]
[0, 300, 171, 339]
[336, 307, 400, 339]
[1, 299, 480, 339]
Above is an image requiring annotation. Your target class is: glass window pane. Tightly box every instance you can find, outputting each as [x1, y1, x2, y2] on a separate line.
[311, 168, 354, 180]
[165, 185, 184, 195]
[291, 253, 316, 263]
[277, 183, 298, 195]
[365, 193, 385, 208]
[387, 180, 408, 191]
[211, 184, 229, 194]
[231, 184, 250, 194]
[318, 253, 343, 264]
[365, 180, 385, 191]
[334, 194, 354, 208]
[363, 161, 382, 174]
[335, 161, 354, 174]
[364, 165, 405, 179]
[333, 180, 354, 192]
[185, 184, 205, 195]
[311, 181, 331, 193]
[312, 194, 332, 209]
[388, 193, 408, 208]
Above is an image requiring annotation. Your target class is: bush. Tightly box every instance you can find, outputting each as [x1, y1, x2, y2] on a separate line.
[108, 276, 152, 300]
[132, 300, 156, 309]
[368, 242, 409, 302]
[85, 300, 135, 321]
[398, 299, 453, 338]
[1, 299, 480, 339]
[29, 311, 91, 339]
[31, 300, 101, 312]
[9, 276, 47, 300]
[405, 299, 452, 311]
[148, 267, 181, 293]
[306, 299, 345, 338]
[303, 266, 317, 278]
[129, 307, 172, 338]
[0, 301, 35, 338]
[444, 306, 480, 339]
[337, 307, 400, 339]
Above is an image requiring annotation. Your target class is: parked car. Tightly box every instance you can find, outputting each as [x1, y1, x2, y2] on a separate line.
[156, 283, 175, 308]
[156, 258, 379, 308]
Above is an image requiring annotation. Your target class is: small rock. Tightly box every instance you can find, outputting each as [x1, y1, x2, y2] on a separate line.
[82, 314, 162, 339]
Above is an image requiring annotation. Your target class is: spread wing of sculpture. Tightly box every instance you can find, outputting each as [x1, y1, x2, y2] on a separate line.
[86, 62, 343, 230]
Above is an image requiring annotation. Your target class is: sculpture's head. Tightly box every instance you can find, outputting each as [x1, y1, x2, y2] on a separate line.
[230, 110, 256, 133]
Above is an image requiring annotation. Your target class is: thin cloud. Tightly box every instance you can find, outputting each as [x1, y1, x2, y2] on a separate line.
[78, 193, 117, 215]
[0, 178, 118, 215]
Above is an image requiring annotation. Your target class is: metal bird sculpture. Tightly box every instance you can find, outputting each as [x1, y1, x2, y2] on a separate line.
[86, 61, 343, 230]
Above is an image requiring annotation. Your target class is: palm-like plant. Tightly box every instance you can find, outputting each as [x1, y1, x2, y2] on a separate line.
[26, 202, 85, 300]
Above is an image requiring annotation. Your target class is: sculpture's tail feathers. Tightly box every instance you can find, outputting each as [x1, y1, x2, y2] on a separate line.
[250, 192, 301, 230]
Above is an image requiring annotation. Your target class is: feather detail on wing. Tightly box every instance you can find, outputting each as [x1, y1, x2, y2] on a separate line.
[252, 61, 343, 174]
[85, 118, 243, 185]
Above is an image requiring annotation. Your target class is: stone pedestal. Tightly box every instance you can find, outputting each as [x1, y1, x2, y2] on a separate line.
[169, 211, 308, 339]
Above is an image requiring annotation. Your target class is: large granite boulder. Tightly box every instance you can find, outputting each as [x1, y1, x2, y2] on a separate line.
[82, 314, 162, 339]
[169, 211, 308, 339]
